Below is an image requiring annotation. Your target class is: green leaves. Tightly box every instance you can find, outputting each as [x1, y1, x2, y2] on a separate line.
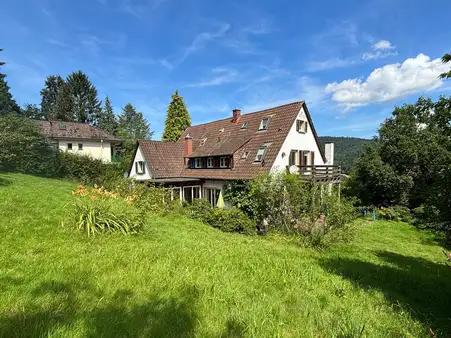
[162, 90, 191, 142]
[0, 49, 20, 115]
[118, 103, 152, 140]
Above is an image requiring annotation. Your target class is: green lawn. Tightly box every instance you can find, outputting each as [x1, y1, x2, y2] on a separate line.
[0, 173, 450, 337]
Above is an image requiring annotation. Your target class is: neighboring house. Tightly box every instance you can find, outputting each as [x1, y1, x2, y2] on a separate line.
[129, 101, 338, 206]
[37, 120, 122, 163]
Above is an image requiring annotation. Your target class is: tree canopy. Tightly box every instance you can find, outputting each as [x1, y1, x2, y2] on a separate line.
[118, 103, 152, 140]
[162, 90, 191, 142]
[98, 96, 118, 135]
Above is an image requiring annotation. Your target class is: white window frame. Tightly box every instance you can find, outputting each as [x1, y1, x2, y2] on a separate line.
[195, 158, 203, 168]
[182, 185, 202, 202]
[207, 158, 214, 168]
[219, 157, 227, 168]
[67, 143, 73, 150]
[255, 146, 267, 162]
[204, 188, 221, 207]
[297, 120, 308, 134]
[136, 161, 145, 174]
[259, 117, 269, 130]
[241, 121, 248, 129]
[78, 143, 83, 151]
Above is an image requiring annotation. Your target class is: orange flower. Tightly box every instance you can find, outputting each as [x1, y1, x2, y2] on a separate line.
[77, 185, 85, 189]
[91, 195, 99, 201]
[127, 200, 133, 205]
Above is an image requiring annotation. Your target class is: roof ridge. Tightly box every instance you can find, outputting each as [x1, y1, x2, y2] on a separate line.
[187, 101, 304, 129]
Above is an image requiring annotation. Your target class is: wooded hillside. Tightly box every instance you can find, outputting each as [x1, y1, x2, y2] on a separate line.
[320, 136, 374, 173]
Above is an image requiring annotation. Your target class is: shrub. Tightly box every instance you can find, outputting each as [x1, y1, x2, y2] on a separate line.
[0, 114, 58, 176]
[377, 205, 412, 223]
[68, 185, 145, 235]
[185, 198, 213, 221]
[225, 173, 357, 246]
[203, 207, 256, 235]
[57, 152, 124, 186]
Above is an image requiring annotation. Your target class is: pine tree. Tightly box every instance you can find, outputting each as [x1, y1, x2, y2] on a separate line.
[40, 75, 65, 119]
[98, 96, 118, 134]
[118, 103, 152, 140]
[22, 103, 44, 120]
[0, 49, 20, 115]
[66, 71, 102, 125]
[53, 82, 74, 121]
[162, 90, 191, 142]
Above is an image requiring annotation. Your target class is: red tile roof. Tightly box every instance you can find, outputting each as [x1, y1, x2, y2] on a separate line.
[135, 101, 326, 181]
[36, 120, 122, 142]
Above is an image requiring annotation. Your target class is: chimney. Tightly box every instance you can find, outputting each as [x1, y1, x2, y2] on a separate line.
[184, 134, 193, 157]
[325, 143, 334, 165]
[232, 108, 241, 123]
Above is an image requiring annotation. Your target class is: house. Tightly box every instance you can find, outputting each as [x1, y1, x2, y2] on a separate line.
[129, 101, 338, 206]
[37, 120, 122, 163]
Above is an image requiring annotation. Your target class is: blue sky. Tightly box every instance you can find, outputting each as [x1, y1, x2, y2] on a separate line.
[1, 0, 451, 140]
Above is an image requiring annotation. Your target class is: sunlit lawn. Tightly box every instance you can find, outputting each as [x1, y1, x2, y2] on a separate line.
[0, 173, 450, 337]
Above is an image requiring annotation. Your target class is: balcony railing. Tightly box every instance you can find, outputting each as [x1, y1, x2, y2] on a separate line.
[287, 165, 341, 183]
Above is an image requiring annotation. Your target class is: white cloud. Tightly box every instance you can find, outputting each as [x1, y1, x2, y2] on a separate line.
[326, 54, 449, 110]
[159, 59, 174, 70]
[306, 57, 357, 72]
[362, 40, 397, 60]
[179, 24, 230, 64]
[373, 40, 395, 50]
[184, 67, 237, 88]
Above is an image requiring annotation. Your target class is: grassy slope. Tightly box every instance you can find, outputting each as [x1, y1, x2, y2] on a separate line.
[0, 174, 450, 337]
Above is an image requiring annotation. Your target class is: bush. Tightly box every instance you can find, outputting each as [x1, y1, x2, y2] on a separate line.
[0, 114, 58, 176]
[57, 151, 123, 186]
[203, 207, 256, 235]
[225, 173, 357, 247]
[377, 205, 413, 223]
[68, 185, 145, 235]
[185, 198, 213, 221]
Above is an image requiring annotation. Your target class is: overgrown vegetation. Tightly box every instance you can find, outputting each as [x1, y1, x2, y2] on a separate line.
[225, 173, 356, 247]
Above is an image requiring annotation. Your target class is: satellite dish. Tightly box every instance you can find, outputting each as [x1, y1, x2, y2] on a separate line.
[289, 165, 300, 174]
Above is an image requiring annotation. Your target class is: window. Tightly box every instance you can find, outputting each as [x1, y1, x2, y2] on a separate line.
[200, 138, 207, 146]
[207, 158, 214, 168]
[297, 120, 308, 133]
[67, 143, 73, 150]
[259, 117, 270, 130]
[241, 121, 248, 129]
[59, 122, 66, 130]
[183, 186, 201, 203]
[255, 145, 268, 162]
[78, 143, 83, 150]
[136, 161, 145, 175]
[241, 151, 249, 159]
[204, 188, 221, 207]
[171, 187, 181, 201]
[220, 157, 227, 168]
[289, 150, 297, 166]
[195, 158, 203, 168]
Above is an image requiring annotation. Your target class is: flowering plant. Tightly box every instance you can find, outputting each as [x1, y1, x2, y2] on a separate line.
[68, 185, 144, 236]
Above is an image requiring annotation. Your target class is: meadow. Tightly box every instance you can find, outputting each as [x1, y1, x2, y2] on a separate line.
[0, 173, 450, 337]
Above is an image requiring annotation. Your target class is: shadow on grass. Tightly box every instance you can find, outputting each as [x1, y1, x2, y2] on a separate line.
[0, 280, 200, 338]
[320, 251, 451, 336]
[0, 177, 11, 187]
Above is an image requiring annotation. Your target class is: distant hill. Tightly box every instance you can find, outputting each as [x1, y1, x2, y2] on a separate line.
[320, 136, 374, 173]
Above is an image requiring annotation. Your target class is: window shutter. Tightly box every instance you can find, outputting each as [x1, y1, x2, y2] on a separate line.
[311, 152, 315, 166]
[135, 162, 138, 173]
[300, 151, 305, 166]
[190, 159, 195, 168]
[142, 162, 146, 174]
[203, 158, 207, 168]
[225, 157, 230, 167]
[214, 158, 219, 168]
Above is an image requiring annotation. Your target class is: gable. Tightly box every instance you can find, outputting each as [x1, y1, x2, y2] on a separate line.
[129, 145, 152, 180]
[270, 104, 327, 172]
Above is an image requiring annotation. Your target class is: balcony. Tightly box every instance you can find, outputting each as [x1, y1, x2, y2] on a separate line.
[287, 165, 341, 183]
